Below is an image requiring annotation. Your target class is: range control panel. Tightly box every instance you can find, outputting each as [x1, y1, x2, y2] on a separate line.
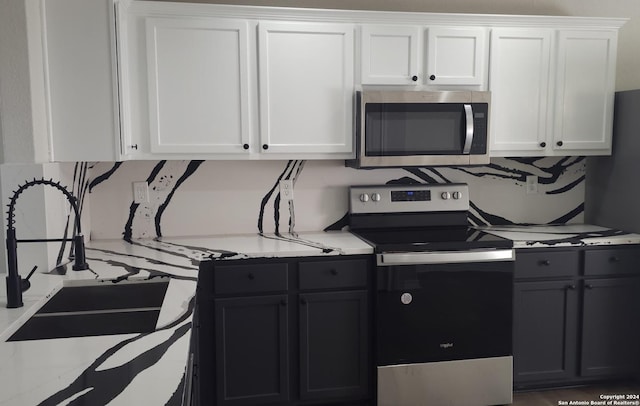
[349, 183, 469, 214]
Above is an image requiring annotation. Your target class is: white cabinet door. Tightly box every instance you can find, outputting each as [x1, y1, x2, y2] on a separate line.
[43, 0, 118, 161]
[145, 17, 251, 154]
[258, 22, 354, 155]
[426, 27, 487, 87]
[489, 29, 552, 156]
[360, 25, 421, 85]
[552, 30, 617, 154]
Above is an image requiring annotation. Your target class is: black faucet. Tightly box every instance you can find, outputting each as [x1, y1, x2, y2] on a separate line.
[5, 179, 89, 308]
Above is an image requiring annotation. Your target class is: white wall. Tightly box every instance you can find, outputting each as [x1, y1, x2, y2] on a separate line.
[0, 0, 49, 164]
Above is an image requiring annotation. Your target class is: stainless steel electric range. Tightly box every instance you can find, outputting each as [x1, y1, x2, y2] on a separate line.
[349, 183, 514, 406]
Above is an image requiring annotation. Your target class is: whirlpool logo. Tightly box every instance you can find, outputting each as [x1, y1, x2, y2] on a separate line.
[440, 343, 454, 349]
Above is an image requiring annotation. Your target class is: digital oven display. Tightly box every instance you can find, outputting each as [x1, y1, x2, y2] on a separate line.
[391, 190, 431, 202]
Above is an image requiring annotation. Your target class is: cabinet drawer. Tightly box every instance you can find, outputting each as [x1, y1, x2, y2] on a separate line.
[299, 259, 368, 290]
[584, 248, 640, 276]
[515, 250, 579, 279]
[214, 263, 288, 295]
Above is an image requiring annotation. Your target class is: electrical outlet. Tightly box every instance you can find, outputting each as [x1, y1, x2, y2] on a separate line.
[279, 179, 294, 201]
[133, 181, 150, 203]
[526, 176, 538, 194]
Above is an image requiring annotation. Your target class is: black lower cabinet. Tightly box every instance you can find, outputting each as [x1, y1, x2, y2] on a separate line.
[513, 280, 578, 383]
[197, 256, 373, 406]
[513, 246, 640, 389]
[299, 291, 369, 401]
[581, 277, 640, 377]
[214, 295, 289, 405]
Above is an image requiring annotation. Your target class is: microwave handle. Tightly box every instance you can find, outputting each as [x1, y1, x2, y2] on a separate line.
[463, 104, 474, 154]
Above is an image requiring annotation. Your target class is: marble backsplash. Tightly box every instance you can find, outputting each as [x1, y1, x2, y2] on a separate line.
[87, 157, 585, 240]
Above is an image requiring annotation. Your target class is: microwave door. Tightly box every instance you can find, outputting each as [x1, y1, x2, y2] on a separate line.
[462, 104, 474, 155]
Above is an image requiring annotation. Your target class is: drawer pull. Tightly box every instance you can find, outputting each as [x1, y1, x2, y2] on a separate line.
[247, 273, 255, 280]
[330, 269, 338, 276]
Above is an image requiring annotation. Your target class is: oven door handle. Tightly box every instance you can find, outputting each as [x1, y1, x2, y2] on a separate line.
[377, 249, 515, 266]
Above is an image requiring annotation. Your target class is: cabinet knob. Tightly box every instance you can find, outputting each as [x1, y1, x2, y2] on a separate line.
[609, 256, 620, 262]
[243, 143, 249, 150]
[411, 75, 418, 82]
[540, 142, 546, 148]
[330, 269, 338, 276]
[262, 144, 269, 150]
[585, 284, 594, 290]
[541, 260, 551, 266]
[247, 273, 255, 280]
[130, 144, 138, 150]
[565, 284, 576, 290]
[429, 74, 436, 81]
[556, 141, 563, 147]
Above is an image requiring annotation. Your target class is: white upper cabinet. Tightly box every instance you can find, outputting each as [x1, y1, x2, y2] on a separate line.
[552, 30, 617, 155]
[489, 28, 618, 157]
[118, 2, 354, 159]
[360, 25, 421, 85]
[145, 17, 251, 154]
[42, 0, 119, 161]
[257, 22, 354, 155]
[359, 25, 488, 88]
[426, 27, 487, 87]
[108, 3, 626, 160]
[489, 29, 553, 156]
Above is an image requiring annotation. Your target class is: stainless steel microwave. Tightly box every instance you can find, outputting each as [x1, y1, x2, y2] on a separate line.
[346, 90, 491, 168]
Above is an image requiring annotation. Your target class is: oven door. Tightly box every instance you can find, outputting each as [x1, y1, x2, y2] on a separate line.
[375, 249, 514, 406]
[376, 249, 514, 366]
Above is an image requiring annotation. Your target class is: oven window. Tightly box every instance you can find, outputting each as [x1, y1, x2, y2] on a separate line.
[376, 261, 513, 366]
[365, 103, 465, 156]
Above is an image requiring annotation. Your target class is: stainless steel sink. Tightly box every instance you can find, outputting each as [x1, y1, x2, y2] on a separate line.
[7, 278, 170, 341]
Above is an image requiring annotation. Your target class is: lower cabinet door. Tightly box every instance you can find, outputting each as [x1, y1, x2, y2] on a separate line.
[513, 280, 579, 384]
[299, 291, 369, 401]
[214, 295, 289, 405]
[581, 277, 640, 377]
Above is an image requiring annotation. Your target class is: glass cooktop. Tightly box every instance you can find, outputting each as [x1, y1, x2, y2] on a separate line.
[352, 227, 513, 253]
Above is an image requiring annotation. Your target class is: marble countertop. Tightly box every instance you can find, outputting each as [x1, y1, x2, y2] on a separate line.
[0, 231, 371, 406]
[1, 226, 636, 404]
[479, 224, 640, 249]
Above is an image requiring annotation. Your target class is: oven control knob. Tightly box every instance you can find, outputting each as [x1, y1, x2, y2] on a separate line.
[400, 293, 413, 305]
[371, 193, 382, 202]
[441, 192, 450, 200]
[452, 191, 462, 200]
[359, 193, 370, 202]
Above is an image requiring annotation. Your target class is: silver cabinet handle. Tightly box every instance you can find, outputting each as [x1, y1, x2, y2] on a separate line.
[377, 249, 515, 266]
[462, 104, 474, 154]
